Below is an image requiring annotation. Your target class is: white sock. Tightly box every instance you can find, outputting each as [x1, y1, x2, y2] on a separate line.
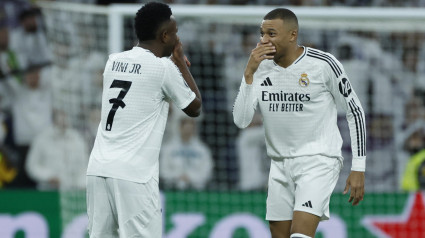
[290, 233, 311, 238]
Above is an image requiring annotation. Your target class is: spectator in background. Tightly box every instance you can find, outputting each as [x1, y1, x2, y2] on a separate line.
[403, 94, 425, 128]
[236, 111, 269, 191]
[76, 52, 105, 147]
[0, 23, 26, 110]
[416, 40, 425, 93]
[365, 113, 397, 192]
[0, 0, 31, 29]
[0, 110, 6, 145]
[334, 34, 401, 192]
[224, 29, 258, 112]
[3, 64, 52, 188]
[397, 94, 425, 190]
[0, 23, 21, 187]
[0, 148, 17, 188]
[0, 111, 17, 188]
[25, 109, 88, 190]
[9, 64, 52, 147]
[10, 7, 51, 66]
[400, 128, 425, 191]
[160, 110, 213, 190]
[336, 43, 369, 111]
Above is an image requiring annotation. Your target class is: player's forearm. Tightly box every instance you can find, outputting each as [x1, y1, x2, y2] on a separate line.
[174, 61, 202, 102]
[244, 73, 254, 85]
[345, 98, 366, 172]
[233, 80, 256, 128]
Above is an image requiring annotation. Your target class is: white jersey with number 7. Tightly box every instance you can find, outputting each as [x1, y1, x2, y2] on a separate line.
[87, 47, 196, 183]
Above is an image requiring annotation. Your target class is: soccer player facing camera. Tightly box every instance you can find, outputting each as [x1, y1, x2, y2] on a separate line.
[233, 8, 366, 238]
[86, 2, 201, 237]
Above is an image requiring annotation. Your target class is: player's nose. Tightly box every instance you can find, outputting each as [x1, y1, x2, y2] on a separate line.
[260, 36, 269, 44]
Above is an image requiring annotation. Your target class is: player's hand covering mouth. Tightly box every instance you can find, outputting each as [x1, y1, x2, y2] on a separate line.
[261, 42, 276, 56]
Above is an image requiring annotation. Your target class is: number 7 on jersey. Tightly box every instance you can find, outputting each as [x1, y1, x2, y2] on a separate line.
[106, 79, 132, 131]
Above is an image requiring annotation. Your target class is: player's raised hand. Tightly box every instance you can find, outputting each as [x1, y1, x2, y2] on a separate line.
[244, 42, 276, 84]
[171, 37, 191, 67]
[343, 171, 365, 206]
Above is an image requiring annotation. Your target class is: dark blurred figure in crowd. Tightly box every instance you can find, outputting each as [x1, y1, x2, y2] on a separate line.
[2, 64, 53, 188]
[0, 22, 28, 188]
[0, 0, 31, 29]
[96, 0, 139, 4]
[399, 93, 425, 191]
[0, 102, 18, 188]
[10, 7, 51, 66]
[0, 147, 18, 188]
[403, 94, 425, 129]
[0, 23, 26, 88]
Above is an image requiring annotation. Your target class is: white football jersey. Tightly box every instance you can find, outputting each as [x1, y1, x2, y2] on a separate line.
[233, 47, 366, 171]
[87, 47, 196, 183]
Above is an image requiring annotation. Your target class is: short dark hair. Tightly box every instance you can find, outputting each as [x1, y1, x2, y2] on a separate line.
[19, 8, 40, 21]
[134, 2, 172, 42]
[264, 8, 298, 30]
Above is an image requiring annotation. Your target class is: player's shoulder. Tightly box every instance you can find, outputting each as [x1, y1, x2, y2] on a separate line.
[305, 47, 343, 75]
[305, 47, 340, 64]
[106, 51, 127, 66]
[160, 57, 184, 78]
[108, 47, 161, 62]
[158, 56, 175, 68]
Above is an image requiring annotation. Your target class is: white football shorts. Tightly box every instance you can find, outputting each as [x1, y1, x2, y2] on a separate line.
[86, 176, 162, 238]
[266, 155, 342, 221]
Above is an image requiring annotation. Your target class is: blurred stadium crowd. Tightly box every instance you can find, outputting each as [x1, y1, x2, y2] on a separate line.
[0, 0, 424, 193]
[23, 0, 425, 6]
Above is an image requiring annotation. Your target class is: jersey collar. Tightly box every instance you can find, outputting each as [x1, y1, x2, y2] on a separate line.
[272, 46, 306, 69]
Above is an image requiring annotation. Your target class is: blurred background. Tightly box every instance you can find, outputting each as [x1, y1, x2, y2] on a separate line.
[0, 0, 424, 237]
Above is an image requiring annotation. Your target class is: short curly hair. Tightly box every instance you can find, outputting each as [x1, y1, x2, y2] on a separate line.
[134, 2, 172, 42]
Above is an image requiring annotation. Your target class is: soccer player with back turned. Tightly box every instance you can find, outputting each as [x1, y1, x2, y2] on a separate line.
[86, 2, 202, 237]
[233, 8, 366, 238]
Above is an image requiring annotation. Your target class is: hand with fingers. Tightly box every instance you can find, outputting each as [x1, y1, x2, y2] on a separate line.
[343, 171, 365, 206]
[171, 38, 191, 67]
[244, 42, 276, 84]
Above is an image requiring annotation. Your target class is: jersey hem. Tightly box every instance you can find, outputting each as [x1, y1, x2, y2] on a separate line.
[86, 172, 157, 184]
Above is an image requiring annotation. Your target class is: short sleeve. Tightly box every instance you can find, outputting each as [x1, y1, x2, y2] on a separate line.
[161, 59, 196, 109]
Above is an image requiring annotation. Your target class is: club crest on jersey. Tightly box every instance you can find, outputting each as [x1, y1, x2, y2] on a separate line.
[299, 73, 309, 87]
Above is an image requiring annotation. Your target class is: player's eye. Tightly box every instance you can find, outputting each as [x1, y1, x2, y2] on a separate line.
[260, 32, 264, 37]
[269, 32, 276, 37]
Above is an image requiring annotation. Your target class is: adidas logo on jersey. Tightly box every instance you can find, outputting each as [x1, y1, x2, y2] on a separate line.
[261, 77, 273, 86]
[302, 201, 313, 208]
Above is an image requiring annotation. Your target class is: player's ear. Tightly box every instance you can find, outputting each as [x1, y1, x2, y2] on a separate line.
[289, 29, 297, 42]
[157, 22, 169, 44]
[159, 30, 168, 43]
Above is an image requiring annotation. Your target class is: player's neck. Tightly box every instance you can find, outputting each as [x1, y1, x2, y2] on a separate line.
[275, 45, 304, 68]
[137, 42, 162, 58]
